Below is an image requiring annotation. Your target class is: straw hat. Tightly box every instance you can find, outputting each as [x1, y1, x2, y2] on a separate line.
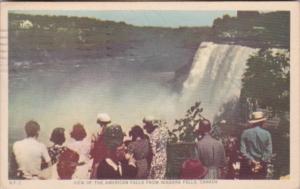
[248, 111, 267, 124]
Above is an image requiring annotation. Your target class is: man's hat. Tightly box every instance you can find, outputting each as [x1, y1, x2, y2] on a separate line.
[103, 124, 125, 150]
[97, 113, 111, 123]
[180, 159, 208, 179]
[248, 111, 267, 124]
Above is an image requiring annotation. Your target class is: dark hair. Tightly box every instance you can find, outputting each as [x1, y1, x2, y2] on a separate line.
[70, 123, 87, 141]
[25, 120, 40, 137]
[129, 125, 145, 141]
[198, 119, 211, 134]
[57, 148, 79, 179]
[50, 127, 66, 145]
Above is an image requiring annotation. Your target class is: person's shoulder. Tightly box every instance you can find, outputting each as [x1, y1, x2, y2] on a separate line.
[92, 131, 102, 140]
[215, 139, 224, 147]
[13, 139, 23, 149]
[13, 138, 29, 147]
[196, 137, 207, 146]
[207, 136, 222, 145]
[13, 139, 22, 145]
[241, 127, 253, 135]
[259, 127, 271, 135]
[36, 140, 48, 149]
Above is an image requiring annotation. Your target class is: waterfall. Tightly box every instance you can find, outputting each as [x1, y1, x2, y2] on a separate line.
[181, 42, 258, 119]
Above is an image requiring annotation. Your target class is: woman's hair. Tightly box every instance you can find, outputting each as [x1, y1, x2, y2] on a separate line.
[129, 125, 145, 141]
[50, 127, 66, 145]
[70, 123, 87, 141]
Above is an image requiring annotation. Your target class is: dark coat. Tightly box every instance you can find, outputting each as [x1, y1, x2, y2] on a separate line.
[96, 159, 137, 179]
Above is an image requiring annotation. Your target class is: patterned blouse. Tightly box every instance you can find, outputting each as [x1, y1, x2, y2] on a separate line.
[48, 144, 68, 164]
[148, 126, 169, 179]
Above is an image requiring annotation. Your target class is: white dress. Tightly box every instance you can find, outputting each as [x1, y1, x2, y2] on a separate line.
[66, 138, 92, 179]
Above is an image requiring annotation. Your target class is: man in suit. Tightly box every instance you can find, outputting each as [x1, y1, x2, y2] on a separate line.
[96, 124, 137, 179]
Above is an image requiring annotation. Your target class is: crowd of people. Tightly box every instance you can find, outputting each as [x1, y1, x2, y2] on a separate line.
[12, 111, 274, 180]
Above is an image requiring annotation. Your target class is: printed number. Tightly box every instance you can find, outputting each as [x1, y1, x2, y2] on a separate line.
[9, 180, 22, 185]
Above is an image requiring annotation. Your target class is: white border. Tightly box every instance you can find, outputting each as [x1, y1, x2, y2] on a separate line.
[0, 2, 299, 189]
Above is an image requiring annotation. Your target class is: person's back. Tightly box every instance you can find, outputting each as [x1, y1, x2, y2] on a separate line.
[240, 126, 272, 162]
[129, 138, 150, 160]
[240, 111, 272, 179]
[67, 139, 90, 162]
[195, 119, 226, 179]
[68, 123, 91, 163]
[128, 138, 150, 178]
[13, 120, 51, 179]
[196, 134, 226, 168]
[13, 137, 50, 179]
[90, 113, 111, 178]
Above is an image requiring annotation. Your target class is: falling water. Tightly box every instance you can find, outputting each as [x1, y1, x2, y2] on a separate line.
[181, 42, 258, 119]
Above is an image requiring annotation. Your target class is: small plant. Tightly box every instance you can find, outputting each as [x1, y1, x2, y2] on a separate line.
[168, 101, 205, 143]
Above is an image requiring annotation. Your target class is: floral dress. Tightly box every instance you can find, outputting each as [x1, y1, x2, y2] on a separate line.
[148, 126, 169, 179]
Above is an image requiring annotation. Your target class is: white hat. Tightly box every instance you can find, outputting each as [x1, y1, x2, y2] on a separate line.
[143, 115, 155, 123]
[97, 113, 111, 123]
[220, 120, 227, 124]
[248, 111, 267, 124]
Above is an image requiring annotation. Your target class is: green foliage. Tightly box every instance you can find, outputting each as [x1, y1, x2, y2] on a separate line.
[241, 49, 290, 178]
[212, 11, 290, 48]
[166, 142, 197, 178]
[8, 13, 210, 64]
[241, 49, 290, 114]
[168, 101, 204, 143]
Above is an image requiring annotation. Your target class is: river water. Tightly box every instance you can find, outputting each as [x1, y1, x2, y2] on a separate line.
[9, 42, 257, 146]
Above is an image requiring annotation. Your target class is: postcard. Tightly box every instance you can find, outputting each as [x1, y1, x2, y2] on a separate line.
[0, 2, 299, 189]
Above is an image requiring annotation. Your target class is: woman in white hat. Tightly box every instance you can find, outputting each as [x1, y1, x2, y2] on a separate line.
[90, 113, 111, 179]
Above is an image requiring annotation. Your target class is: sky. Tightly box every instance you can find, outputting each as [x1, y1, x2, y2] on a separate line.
[12, 10, 237, 28]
